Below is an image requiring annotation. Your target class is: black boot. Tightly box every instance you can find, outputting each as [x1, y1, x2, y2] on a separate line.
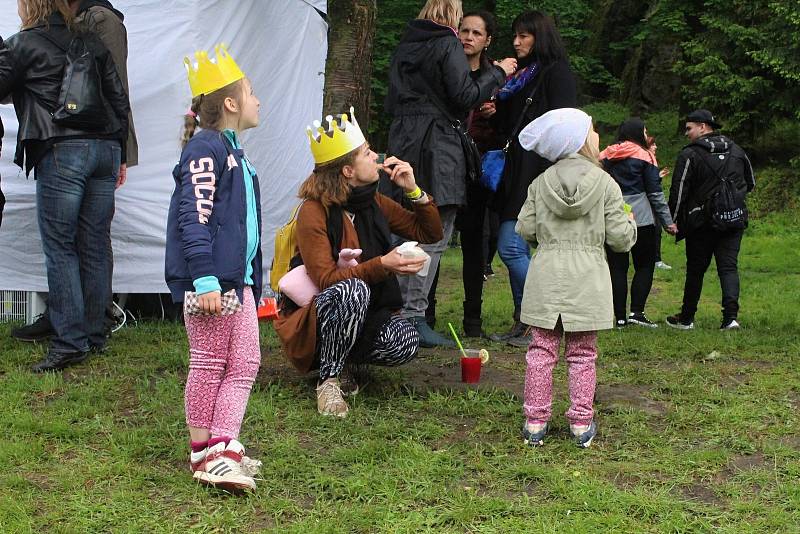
[31, 350, 89, 373]
[463, 300, 488, 338]
[425, 264, 440, 328]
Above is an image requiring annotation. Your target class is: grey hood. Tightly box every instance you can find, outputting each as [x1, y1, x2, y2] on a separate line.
[540, 154, 607, 220]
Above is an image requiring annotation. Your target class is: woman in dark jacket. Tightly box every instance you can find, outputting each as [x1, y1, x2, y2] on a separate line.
[456, 10, 502, 337]
[490, 10, 577, 346]
[385, 0, 515, 347]
[600, 118, 677, 328]
[0, 1, 130, 372]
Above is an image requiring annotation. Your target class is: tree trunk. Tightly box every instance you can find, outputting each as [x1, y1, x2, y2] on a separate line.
[322, 0, 377, 132]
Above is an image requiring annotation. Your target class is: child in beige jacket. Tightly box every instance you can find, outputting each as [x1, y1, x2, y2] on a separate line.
[515, 108, 637, 448]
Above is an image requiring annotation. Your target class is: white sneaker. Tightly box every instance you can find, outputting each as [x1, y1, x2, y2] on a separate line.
[193, 439, 256, 492]
[316, 378, 349, 418]
[190, 448, 262, 477]
[655, 261, 672, 270]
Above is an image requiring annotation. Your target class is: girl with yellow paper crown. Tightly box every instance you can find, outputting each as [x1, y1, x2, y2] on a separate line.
[165, 44, 263, 492]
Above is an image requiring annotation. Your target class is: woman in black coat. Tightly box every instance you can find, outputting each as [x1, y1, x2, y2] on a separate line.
[490, 10, 577, 346]
[0, 1, 130, 372]
[384, 0, 515, 347]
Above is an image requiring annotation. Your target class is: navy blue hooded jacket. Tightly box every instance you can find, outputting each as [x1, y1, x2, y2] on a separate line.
[165, 129, 263, 304]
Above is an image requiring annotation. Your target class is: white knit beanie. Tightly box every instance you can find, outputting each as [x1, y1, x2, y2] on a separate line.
[518, 108, 592, 162]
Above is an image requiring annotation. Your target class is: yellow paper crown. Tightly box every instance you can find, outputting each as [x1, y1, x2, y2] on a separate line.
[306, 107, 367, 165]
[184, 44, 245, 98]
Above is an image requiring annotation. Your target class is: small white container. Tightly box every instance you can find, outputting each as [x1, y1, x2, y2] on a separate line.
[397, 241, 432, 277]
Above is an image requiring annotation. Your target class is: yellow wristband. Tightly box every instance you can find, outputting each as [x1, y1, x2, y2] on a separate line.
[404, 186, 422, 199]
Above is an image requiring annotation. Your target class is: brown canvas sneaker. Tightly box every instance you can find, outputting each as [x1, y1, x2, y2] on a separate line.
[316, 378, 349, 418]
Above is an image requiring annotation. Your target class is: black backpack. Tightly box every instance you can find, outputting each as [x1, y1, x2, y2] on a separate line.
[39, 31, 109, 130]
[693, 148, 748, 231]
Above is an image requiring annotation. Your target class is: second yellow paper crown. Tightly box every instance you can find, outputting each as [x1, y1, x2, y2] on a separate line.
[184, 44, 245, 98]
[307, 107, 367, 165]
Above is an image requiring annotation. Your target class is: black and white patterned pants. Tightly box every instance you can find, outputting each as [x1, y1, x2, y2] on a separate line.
[315, 278, 419, 380]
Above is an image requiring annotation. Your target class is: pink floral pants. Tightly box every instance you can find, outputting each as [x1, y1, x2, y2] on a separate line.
[184, 288, 261, 438]
[523, 323, 597, 426]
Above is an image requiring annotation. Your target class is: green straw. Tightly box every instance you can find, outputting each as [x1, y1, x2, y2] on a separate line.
[447, 322, 468, 358]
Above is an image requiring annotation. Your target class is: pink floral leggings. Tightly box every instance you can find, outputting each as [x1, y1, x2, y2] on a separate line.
[524, 322, 597, 426]
[184, 288, 261, 438]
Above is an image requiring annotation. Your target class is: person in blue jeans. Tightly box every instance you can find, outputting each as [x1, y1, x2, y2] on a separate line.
[0, 2, 130, 372]
[490, 10, 577, 346]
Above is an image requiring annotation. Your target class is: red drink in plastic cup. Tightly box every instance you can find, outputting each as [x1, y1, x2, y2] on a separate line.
[461, 350, 482, 383]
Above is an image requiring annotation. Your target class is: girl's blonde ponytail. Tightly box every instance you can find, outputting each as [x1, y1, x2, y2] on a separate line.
[180, 95, 203, 148]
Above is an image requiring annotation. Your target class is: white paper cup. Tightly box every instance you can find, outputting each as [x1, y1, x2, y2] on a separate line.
[417, 253, 431, 277]
[398, 241, 430, 277]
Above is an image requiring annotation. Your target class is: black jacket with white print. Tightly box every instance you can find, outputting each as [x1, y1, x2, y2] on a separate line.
[668, 133, 755, 240]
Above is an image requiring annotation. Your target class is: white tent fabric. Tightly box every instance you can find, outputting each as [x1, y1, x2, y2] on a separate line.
[0, 0, 328, 293]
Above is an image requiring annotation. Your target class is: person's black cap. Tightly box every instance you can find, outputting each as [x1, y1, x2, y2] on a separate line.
[686, 109, 721, 129]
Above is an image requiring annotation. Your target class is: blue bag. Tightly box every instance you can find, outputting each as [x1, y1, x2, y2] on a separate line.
[478, 65, 553, 193]
[479, 147, 507, 192]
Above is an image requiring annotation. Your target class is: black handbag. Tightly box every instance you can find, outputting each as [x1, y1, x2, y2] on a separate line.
[39, 31, 110, 130]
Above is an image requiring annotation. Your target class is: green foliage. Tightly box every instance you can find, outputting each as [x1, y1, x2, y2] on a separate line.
[367, 0, 798, 163]
[676, 0, 800, 140]
[747, 167, 800, 217]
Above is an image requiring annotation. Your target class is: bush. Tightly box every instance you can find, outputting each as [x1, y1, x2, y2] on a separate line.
[747, 167, 800, 217]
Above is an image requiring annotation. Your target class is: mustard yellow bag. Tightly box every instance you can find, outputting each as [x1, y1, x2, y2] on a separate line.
[270, 203, 303, 292]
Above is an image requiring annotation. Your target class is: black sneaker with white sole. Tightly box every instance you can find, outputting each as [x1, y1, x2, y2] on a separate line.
[720, 318, 741, 330]
[615, 319, 627, 329]
[666, 313, 694, 330]
[11, 313, 55, 342]
[628, 312, 658, 328]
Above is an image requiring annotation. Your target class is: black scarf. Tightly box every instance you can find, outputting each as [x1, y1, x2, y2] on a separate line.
[340, 182, 403, 360]
[343, 182, 392, 261]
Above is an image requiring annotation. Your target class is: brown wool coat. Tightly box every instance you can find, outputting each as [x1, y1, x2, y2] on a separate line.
[273, 193, 444, 373]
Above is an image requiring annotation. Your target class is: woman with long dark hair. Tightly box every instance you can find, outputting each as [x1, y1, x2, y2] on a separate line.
[491, 10, 577, 347]
[600, 118, 677, 328]
[385, 0, 516, 347]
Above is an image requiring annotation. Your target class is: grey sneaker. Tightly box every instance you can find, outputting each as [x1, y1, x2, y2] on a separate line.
[522, 421, 548, 447]
[490, 320, 526, 342]
[570, 420, 597, 448]
[655, 261, 672, 270]
[507, 326, 533, 348]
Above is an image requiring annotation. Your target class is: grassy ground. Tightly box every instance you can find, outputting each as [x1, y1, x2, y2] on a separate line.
[1, 209, 799, 533]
